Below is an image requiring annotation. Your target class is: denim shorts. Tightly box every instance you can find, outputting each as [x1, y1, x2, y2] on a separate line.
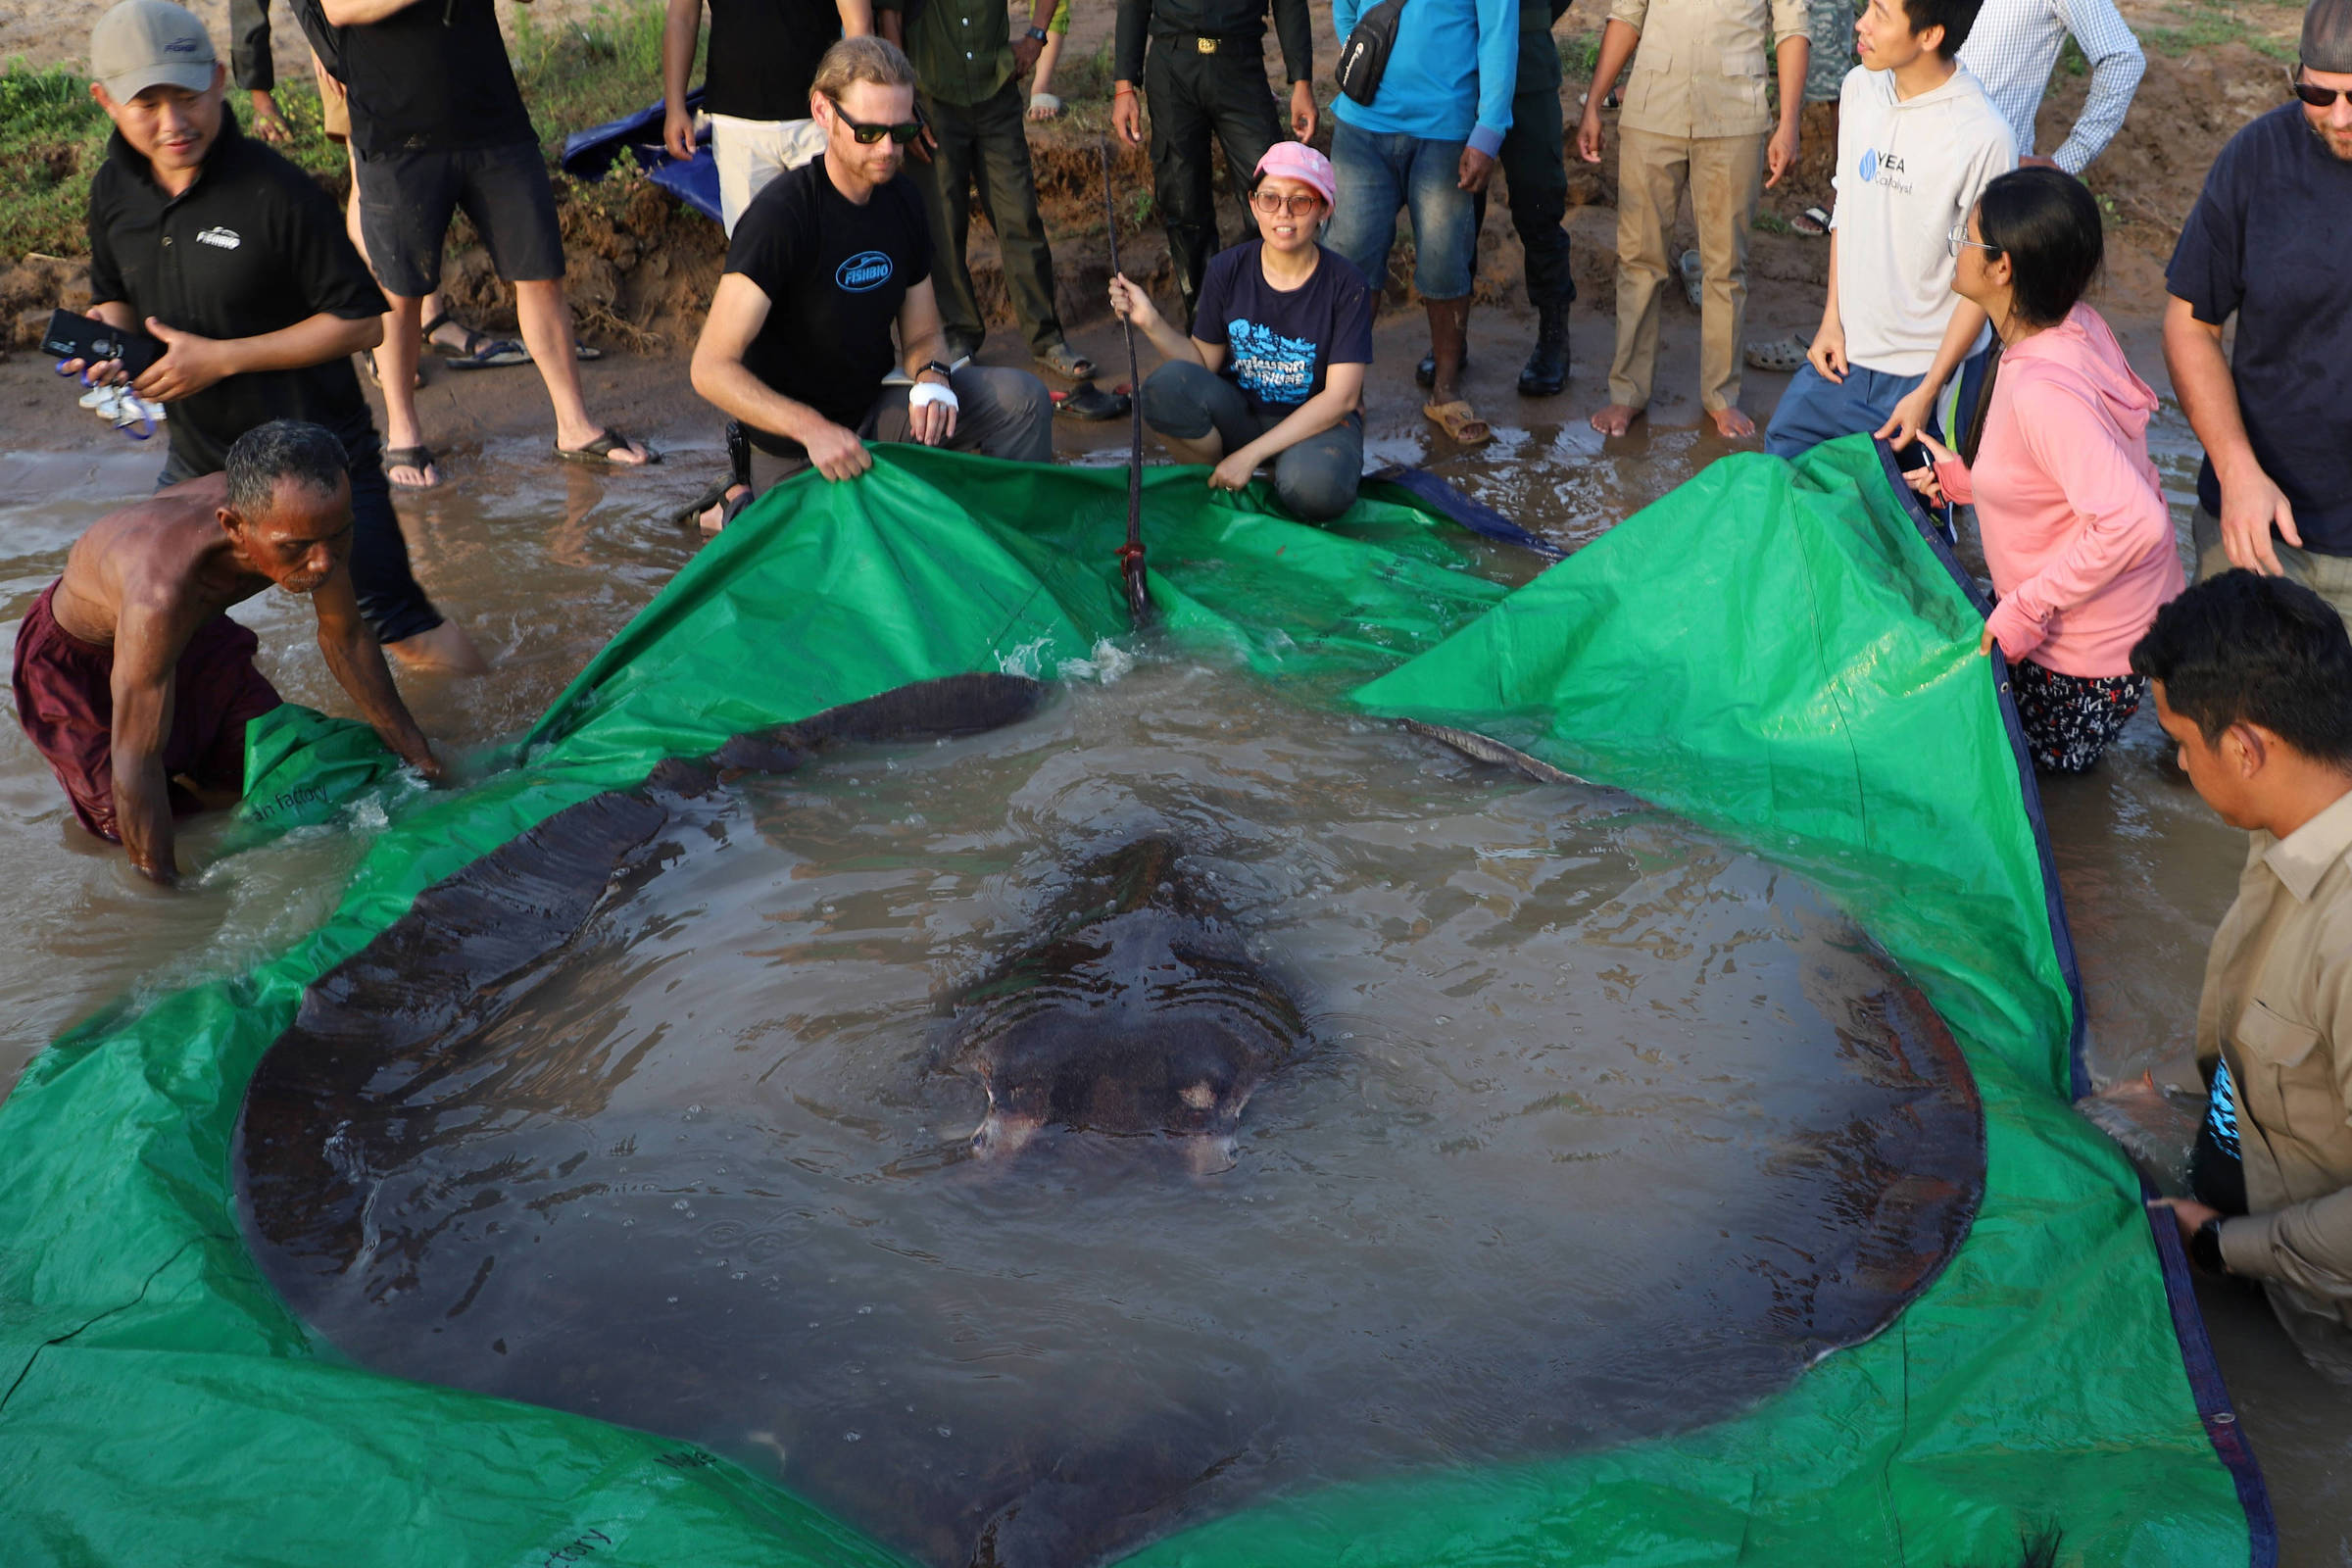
[1324, 120, 1478, 300]
[353, 138, 566, 298]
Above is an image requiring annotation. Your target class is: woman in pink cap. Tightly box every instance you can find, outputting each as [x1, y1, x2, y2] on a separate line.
[1106, 142, 1375, 522]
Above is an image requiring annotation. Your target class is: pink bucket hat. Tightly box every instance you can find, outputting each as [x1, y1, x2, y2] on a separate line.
[1252, 142, 1337, 208]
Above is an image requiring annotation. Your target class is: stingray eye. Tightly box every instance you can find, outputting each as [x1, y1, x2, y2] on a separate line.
[1179, 1081, 1217, 1111]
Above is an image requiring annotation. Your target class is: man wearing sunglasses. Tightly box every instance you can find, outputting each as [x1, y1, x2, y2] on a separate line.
[2164, 0, 2352, 629]
[690, 37, 1053, 507]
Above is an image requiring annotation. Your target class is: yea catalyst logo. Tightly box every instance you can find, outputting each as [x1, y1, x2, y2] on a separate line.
[835, 251, 893, 292]
[196, 226, 242, 250]
[1858, 148, 1911, 192]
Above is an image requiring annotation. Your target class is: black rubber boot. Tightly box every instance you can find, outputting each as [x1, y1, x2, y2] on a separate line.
[1518, 306, 1571, 397]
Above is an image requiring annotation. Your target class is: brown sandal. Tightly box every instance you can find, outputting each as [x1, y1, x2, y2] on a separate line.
[1423, 399, 1493, 446]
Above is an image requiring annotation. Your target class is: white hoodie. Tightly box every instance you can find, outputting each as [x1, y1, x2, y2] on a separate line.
[1830, 63, 2017, 377]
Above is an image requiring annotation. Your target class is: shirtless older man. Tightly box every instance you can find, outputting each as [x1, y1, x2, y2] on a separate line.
[11, 419, 441, 883]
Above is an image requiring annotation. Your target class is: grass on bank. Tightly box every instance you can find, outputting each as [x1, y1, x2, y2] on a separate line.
[0, 0, 692, 262]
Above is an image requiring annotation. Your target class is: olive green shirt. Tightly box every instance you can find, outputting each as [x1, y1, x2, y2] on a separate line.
[2198, 786, 2352, 1375]
[877, 0, 1024, 107]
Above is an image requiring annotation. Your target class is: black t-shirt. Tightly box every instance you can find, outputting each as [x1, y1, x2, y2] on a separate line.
[2166, 104, 2352, 554]
[86, 118, 390, 475]
[704, 0, 842, 122]
[725, 158, 933, 459]
[1192, 242, 1376, 420]
[333, 0, 536, 155]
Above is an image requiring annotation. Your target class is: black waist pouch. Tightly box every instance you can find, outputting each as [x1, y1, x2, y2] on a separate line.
[1335, 0, 1410, 107]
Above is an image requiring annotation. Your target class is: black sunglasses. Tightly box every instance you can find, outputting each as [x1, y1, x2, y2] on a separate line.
[827, 97, 924, 144]
[2289, 68, 2350, 108]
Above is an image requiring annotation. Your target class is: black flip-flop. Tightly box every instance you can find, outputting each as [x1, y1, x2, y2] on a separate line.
[383, 445, 438, 489]
[671, 476, 750, 530]
[554, 428, 657, 467]
[1054, 378, 1131, 421]
[422, 312, 528, 369]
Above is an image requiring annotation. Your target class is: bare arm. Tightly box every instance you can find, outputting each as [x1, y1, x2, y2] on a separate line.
[2165, 293, 2298, 571]
[691, 272, 874, 480]
[661, 0, 704, 160]
[1765, 32, 1807, 188]
[1105, 273, 1205, 366]
[1228, 363, 1364, 466]
[311, 568, 440, 776]
[319, 0, 429, 25]
[1807, 229, 1847, 382]
[838, 0, 873, 31]
[895, 278, 957, 448]
[133, 311, 382, 404]
[1876, 299, 1989, 450]
[1574, 19, 1642, 165]
[108, 594, 185, 883]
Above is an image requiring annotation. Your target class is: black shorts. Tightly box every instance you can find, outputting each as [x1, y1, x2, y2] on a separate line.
[352, 138, 565, 298]
[157, 445, 445, 648]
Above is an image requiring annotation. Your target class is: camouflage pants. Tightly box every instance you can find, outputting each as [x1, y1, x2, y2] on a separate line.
[1806, 0, 1857, 103]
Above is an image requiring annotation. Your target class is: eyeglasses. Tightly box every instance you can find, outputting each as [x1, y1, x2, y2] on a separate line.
[1947, 223, 2003, 259]
[1250, 189, 1325, 218]
[2289, 69, 2351, 108]
[826, 98, 923, 144]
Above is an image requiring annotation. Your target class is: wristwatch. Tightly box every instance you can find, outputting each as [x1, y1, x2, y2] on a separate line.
[2190, 1214, 2227, 1274]
[1025, 24, 1050, 43]
[918, 360, 955, 383]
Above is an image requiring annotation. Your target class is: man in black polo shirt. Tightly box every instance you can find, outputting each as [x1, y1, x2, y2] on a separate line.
[76, 0, 480, 674]
[312, 0, 650, 488]
[689, 37, 1052, 507]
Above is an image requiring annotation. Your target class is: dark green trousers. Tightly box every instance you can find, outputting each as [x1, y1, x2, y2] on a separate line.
[1144, 38, 1284, 329]
[1489, 25, 1575, 312]
[911, 79, 1066, 356]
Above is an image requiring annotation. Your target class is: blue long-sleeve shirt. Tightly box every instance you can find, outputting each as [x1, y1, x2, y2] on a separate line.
[1331, 0, 1517, 155]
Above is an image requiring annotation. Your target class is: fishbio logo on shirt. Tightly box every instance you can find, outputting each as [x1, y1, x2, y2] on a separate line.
[836, 251, 894, 292]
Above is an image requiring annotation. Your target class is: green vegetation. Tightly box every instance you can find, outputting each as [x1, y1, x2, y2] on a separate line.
[2143, 0, 2299, 60]
[0, 0, 694, 262]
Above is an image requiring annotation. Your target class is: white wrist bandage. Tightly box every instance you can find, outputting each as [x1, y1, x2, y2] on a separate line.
[909, 380, 959, 412]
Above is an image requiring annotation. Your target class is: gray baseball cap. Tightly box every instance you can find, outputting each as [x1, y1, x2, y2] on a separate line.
[90, 0, 218, 103]
[2306, 0, 2352, 73]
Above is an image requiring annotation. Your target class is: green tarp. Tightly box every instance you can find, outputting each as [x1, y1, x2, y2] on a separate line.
[0, 437, 2255, 1566]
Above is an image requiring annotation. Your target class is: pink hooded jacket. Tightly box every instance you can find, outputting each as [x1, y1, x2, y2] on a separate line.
[1932, 305, 2185, 679]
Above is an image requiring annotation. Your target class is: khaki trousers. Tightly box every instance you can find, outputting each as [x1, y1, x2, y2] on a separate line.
[1607, 126, 1769, 415]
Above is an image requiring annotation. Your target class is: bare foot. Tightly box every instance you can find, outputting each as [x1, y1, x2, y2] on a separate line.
[699, 484, 751, 534]
[1589, 403, 1641, 437]
[1706, 406, 1757, 439]
[383, 618, 490, 676]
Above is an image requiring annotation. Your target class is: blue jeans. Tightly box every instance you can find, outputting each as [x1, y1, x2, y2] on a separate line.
[1325, 120, 1477, 300]
[1763, 351, 1989, 463]
[1141, 361, 1363, 522]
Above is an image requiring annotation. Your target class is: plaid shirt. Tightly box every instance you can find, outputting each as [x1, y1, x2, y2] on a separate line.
[1956, 0, 2144, 174]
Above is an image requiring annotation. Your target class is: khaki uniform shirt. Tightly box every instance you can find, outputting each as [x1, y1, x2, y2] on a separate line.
[1608, 0, 1810, 140]
[2198, 787, 2352, 1374]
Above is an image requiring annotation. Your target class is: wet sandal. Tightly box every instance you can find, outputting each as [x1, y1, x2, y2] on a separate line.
[384, 445, 439, 489]
[554, 428, 655, 467]
[1423, 399, 1493, 446]
[423, 311, 529, 369]
[1743, 336, 1809, 373]
[1054, 379, 1131, 420]
[1791, 206, 1832, 236]
[672, 476, 750, 531]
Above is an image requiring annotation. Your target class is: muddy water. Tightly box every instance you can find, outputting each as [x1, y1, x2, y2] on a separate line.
[3, 400, 2346, 1563]
[235, 658, 1978, 1566]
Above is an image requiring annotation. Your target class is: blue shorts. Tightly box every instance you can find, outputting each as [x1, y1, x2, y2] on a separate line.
[1325, 120, 1477, 301]
[1762, 352, 1989, 464]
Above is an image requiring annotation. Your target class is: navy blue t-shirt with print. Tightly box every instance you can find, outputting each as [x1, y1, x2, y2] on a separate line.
[727, 157, 933, 460]
[2166, 104, 2352, 553]
[1193, 241, 1375, 421]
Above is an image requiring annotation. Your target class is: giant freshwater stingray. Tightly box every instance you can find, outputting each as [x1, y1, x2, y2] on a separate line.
[236, 673, 1985, 1568]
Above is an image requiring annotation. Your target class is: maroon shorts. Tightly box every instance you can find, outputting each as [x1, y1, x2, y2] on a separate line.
[11, 580, 283, 842]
